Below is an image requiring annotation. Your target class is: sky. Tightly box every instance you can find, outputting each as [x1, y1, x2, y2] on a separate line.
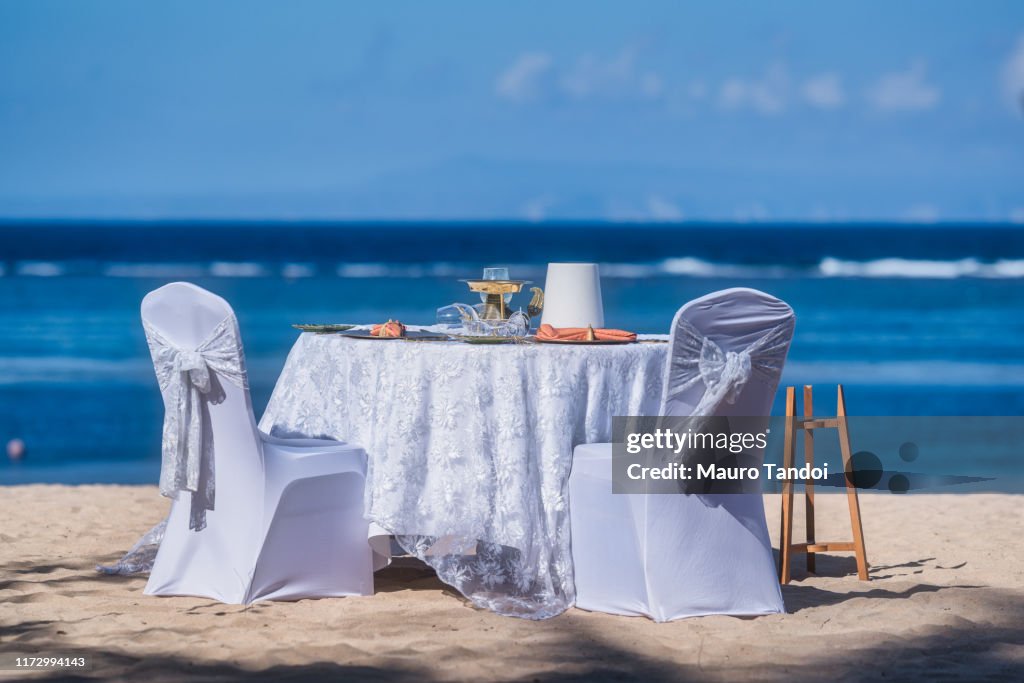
[1, 0, 1023, 222]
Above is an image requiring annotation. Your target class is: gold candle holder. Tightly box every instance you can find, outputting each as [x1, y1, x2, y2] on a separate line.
[459, 279, 531, 320]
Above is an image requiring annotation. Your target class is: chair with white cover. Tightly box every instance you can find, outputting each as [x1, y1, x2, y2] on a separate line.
[568, 287, 795, 621]
[140, 282, 383, 604]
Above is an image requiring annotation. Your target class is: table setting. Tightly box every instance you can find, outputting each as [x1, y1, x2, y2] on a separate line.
[291, 263, 659, 346]
[260, 262, 669, 618]
[101, 271, 798, 625]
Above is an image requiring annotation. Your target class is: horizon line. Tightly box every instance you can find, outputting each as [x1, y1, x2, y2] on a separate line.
[2, 217, 1024, 229]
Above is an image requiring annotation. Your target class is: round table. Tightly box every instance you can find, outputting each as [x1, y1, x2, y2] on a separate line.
[259, 330, 668, 618]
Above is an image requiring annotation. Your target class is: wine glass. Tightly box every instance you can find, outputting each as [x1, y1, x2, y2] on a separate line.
[482, 266, 509, 280]
[500, 310, 530, 337]
[482, 266, 512, 304]
[436, 303, 476, 331]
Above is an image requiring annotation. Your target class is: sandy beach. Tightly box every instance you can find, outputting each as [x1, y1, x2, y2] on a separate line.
[1, 486, 1021, 681]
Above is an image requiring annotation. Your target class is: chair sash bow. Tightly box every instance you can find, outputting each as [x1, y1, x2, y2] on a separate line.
[143, 316, 247, 530]
[664, 317, 794, 417]
[698, 338, 753, 410]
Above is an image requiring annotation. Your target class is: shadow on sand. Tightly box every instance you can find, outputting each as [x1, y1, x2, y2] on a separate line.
[3, 555, 1023, 681]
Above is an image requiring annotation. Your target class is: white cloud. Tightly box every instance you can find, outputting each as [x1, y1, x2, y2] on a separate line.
[495, 47, 663, 103]
[802, 73, 845, 109]
[1002, 34, 1024, 113]
[866, 61, 940, 112]
[560, 48, 663, 100]
[646, 195, 683, 221]
[718, 63, 789, 114]
[495, 52, 553, 102]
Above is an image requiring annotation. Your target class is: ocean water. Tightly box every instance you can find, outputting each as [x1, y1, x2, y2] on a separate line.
[1, 222, 1022, 490]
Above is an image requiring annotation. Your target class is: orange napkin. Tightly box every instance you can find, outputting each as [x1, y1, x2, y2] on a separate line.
[536, 324, 637, 342]
[370, 320, 407, 338]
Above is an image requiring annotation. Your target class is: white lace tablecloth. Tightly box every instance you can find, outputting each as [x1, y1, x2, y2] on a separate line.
[259, 330, 668, 618]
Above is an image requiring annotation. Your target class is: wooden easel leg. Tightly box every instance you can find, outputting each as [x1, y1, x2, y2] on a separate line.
[779, 387, 796, 584]
[836, 385, 869, 580]
[803, 385, 816, 574]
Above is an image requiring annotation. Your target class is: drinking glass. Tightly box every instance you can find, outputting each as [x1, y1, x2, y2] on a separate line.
[482, 266, 512, 304]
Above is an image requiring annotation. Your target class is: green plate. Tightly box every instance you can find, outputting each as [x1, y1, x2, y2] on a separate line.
[340, 330, 451, 341]
[292, 323, 357, 333]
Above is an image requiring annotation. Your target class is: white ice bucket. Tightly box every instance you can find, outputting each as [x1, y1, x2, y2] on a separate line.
[540, 263, 604, 328]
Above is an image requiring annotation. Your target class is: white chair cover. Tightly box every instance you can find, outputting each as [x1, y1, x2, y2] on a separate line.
[100, 282, 385, 603]
[569, 287, 795, 621]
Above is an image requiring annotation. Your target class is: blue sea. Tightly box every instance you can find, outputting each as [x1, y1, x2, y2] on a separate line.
[1, 222, 1022, 490]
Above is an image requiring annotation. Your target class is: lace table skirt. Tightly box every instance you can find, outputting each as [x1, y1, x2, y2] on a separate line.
[259, 332, 667, 618]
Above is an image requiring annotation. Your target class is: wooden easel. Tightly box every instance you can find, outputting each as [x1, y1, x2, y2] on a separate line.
[778, 385, 869, 584]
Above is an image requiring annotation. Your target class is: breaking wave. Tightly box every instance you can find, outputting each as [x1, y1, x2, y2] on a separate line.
[5, 257, 1024, 279]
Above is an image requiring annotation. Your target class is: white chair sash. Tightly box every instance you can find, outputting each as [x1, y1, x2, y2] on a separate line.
[663, 318, 794, 416]
[143, 315, 248, 530]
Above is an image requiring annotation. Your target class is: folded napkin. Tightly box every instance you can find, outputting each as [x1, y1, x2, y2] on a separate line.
[371, 320, 407, 338]
[536, 324, 637, 342]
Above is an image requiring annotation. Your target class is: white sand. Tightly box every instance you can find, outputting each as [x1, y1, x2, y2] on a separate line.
[2, 486, 1022, 681]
